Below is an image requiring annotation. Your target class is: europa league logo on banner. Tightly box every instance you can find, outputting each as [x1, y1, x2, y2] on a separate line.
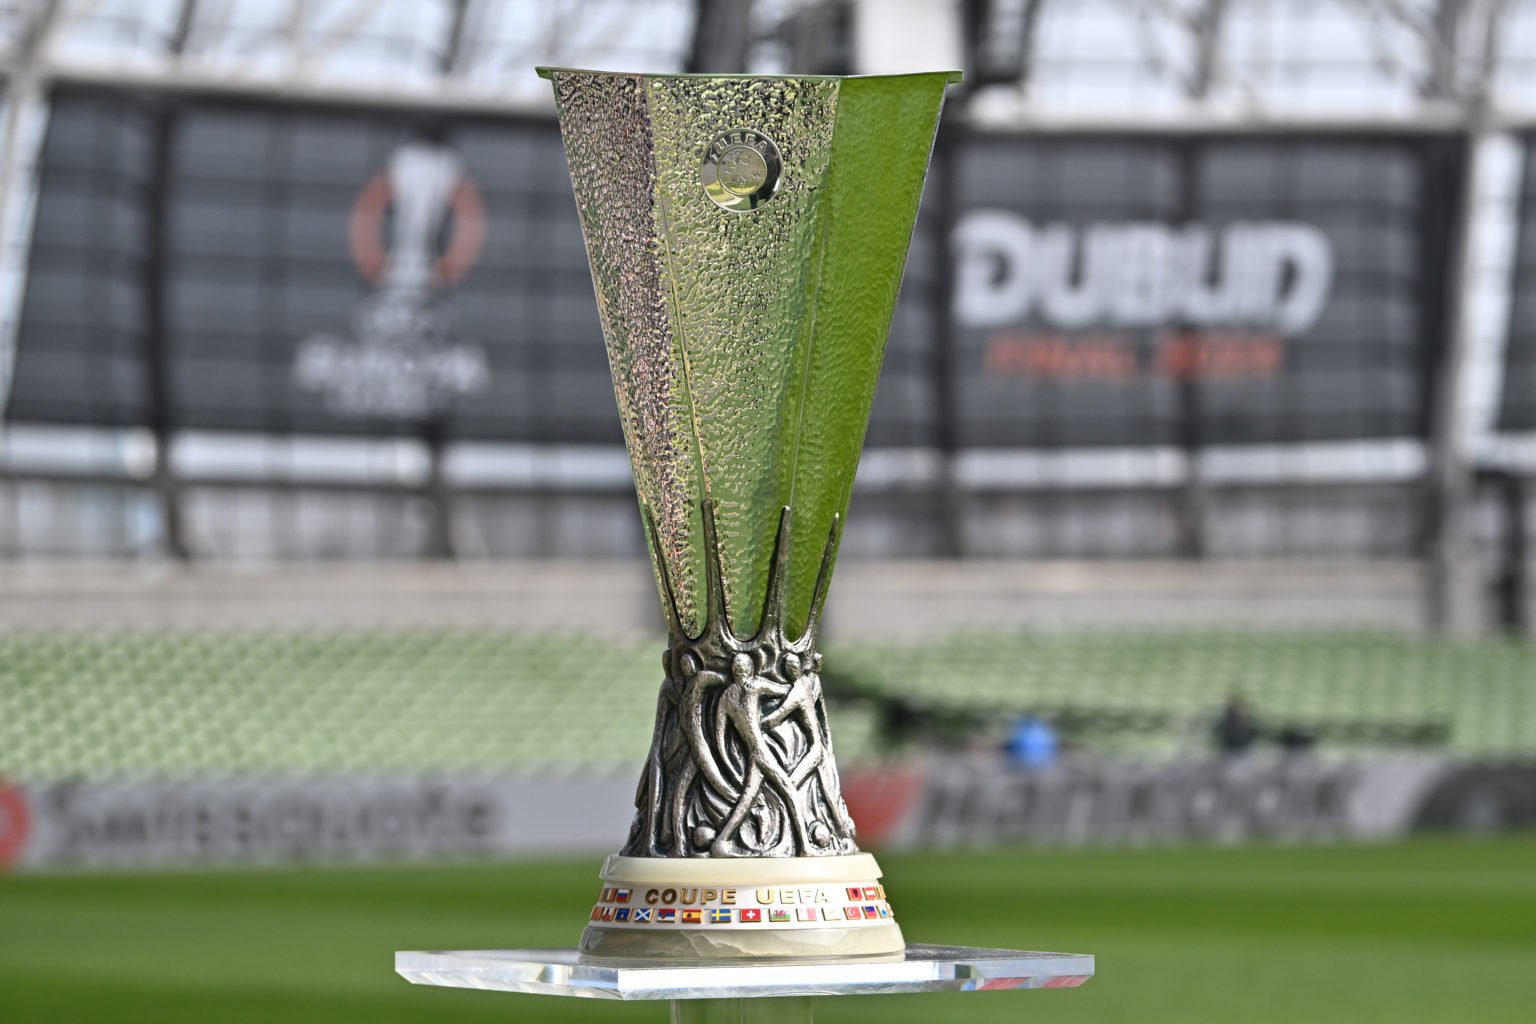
[293, 136, 490, 420]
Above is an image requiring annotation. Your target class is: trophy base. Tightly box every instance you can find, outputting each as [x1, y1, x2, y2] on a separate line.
[580, 852, 904, 959]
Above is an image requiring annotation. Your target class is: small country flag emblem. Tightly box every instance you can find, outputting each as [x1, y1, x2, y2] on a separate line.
[846, 887, 864, 901]
[768, 908, 791, 923]
[864, 905, 879, 918]
[600, 906, 617, 921]
[681, 908, 702, 924]
[878, 904, 892, 918]
[614, 888, 632, 903]
[739, 908, 762, 923]
[863, 886, 880, 901]
[845, 906, 863, 920]
[796, 908, 818, 922]
[709, 908, 732, 924]
[601, 887, 615, 901]
[590, 906, 604, 921]
[615, 908, 631, 922]
[632, 908, 652, 923]
[657, 908, 677, 923]
[822, 906, 843, 921]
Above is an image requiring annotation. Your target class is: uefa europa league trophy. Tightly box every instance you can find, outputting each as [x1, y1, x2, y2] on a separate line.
[540, 65, 955, 959]
[397, 67, 1093, 1019]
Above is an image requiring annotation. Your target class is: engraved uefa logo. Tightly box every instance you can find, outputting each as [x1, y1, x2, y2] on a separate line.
[701, 128, 782, 212]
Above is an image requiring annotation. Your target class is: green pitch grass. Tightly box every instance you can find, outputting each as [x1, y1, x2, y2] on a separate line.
[2, 838, 1534, 1024]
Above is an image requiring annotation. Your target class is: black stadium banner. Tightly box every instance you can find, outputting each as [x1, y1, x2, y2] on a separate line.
[5, 89, 1463, 450]
[8, 89, 618, 443]
[1498, 134, 1536, 433]
[940, 134, 1463, 448]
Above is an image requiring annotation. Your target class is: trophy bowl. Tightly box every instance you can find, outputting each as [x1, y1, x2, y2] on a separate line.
[538, 66, 959, 959]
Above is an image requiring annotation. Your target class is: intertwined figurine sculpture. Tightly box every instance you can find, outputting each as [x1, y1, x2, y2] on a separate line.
[629, 504, 857, 860]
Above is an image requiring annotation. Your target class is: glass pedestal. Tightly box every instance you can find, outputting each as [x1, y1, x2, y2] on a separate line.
[396, 944, 1094, 1022]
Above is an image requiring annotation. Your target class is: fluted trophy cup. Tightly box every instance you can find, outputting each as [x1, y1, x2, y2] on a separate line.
[538, 67, 957, 959]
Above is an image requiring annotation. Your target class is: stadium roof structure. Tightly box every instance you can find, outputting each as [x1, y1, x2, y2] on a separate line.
[0, 0, 694, 113]
[0, 1, 1529, 122]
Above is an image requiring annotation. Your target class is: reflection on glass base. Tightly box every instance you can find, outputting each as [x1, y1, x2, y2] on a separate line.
[394, 944, 1095, 1001]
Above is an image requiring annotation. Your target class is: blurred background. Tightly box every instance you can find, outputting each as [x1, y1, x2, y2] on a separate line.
[1, 1, 1534, 1022]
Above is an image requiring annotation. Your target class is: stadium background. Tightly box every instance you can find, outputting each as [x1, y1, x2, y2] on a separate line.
[1, 1, 1535, 1022]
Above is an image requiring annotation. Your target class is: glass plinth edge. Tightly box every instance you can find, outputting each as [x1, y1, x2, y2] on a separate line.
[395, 944, 1094, 1001]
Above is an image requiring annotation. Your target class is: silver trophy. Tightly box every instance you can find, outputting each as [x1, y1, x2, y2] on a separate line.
[537, 65, 957, 958]
[397, 64, 1095, 1019]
